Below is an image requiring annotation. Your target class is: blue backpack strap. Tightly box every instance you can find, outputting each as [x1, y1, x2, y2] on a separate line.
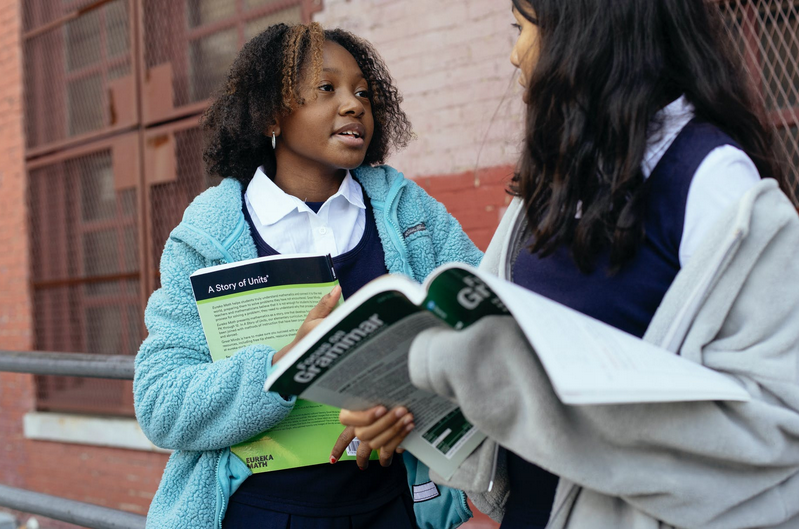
[403, 452, 472, 529]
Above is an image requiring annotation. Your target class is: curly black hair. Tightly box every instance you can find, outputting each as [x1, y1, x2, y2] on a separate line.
[202, 23, 413, 185]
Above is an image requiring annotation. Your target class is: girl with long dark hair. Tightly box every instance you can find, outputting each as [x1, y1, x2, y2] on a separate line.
[342, 1, 799, 527]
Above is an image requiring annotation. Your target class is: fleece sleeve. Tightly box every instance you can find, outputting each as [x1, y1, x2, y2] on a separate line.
[409, 180, 484, 268]
[133, 237, 295, 452]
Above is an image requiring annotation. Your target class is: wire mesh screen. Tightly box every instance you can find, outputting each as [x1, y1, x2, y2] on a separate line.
[142, 0, 303, 122]
[148, 124, 222, 291]
[23, 0, 100, 32]
[23, 0, 314, 416]
[721, 0, 799, 187]
[28, 149, 141, 415]
[24, 0, 132, 150]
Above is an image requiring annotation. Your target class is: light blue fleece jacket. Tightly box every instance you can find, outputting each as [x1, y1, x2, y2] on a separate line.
[134, 165, 483, 529]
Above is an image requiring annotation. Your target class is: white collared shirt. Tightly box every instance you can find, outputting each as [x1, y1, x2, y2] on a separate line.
[244, 167, 366, 257]
[642, 96, 761, 266]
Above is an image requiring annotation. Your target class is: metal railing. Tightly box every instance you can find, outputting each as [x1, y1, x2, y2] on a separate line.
[0, 351, 146, 529]
[0, 350, 135, 379]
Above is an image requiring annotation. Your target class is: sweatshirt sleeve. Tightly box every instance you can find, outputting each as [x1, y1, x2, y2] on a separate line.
[409, 190, 799, 529]
[409, 309, 799, 528]
[134, 236, 295, 452]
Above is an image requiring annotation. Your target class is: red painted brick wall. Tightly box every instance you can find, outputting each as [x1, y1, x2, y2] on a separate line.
[414, 168, 513, 529]
[0, 2, 170, 527]
[414, 165, 515, 252]
[0, 0, 37, 524]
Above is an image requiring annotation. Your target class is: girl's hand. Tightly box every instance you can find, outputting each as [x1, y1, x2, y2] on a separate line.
[272, 286, 341, 365]
[330, 426, 374, 469]
[339, 406, 414, 464]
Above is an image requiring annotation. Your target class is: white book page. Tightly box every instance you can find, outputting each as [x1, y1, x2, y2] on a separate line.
[299, 311, 485, 479]
[478, 272, 750, 404]
[266, 275, 427, 385]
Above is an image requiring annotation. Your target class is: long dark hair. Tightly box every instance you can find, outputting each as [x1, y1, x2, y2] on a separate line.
[202, 23, 412, 186]
[511, 0, 796, 272]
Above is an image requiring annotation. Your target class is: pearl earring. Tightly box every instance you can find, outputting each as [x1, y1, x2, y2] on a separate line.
[272, 131, 276, 150]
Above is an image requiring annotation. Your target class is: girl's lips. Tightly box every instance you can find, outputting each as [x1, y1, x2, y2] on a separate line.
[334, 133, 366, 148]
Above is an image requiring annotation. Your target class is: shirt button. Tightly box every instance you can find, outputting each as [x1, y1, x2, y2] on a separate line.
[319, 227, 327, 235]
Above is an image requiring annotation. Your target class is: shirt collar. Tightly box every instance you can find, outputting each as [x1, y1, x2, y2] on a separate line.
[335, 170, 367, 211]
[245, 166, 365, 227]
[641, 95, 695, 178]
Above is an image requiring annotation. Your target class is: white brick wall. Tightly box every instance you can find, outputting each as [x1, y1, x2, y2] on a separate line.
[315, 0, 525, 177]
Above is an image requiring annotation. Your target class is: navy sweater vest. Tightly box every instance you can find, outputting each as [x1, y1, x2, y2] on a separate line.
[227, 197, 406, 518]
[501, 120, 741, 528]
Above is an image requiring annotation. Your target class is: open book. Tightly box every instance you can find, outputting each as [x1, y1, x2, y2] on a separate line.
[191, 253, 377, 473]
[264, 263, 750, 477]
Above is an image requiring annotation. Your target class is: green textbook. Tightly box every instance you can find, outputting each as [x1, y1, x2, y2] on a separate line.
[190, 253, 375, 473]
[265, 263, 750, 479]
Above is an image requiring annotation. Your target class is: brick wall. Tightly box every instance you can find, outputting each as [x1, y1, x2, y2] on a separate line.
[413, 165, 515, 251]
[0, 2, 170, 527]
[0, 0, 36, 516]
[315, 0, 524, 250]
[316, 0, 524, 178]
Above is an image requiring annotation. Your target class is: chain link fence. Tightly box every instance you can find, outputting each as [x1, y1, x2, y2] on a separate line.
[147, 121, 222, 291]
[24, 0, 314, 415]
[721, 0, 799, 185]
[24, 0, 132, 151]
[143, 0, 303, 119]
[28, 146, 140, 415]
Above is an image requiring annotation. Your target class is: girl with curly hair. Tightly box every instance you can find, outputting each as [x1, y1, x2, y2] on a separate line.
[134, 23, 480, 529]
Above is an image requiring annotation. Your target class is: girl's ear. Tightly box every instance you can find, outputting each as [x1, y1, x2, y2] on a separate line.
[267, 121, 281, 138]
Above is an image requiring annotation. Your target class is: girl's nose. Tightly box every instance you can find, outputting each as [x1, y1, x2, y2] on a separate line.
[339, 91, 365, 117]
[510, 47, 521, 69]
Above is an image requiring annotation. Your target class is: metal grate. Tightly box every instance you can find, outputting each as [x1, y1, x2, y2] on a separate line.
[23, 0, 100, 33]
[147, 121, 222, 290]
[23, 0, 316, 416]
[24, 0, 133, 151]
[721, 0, 799, 187]
[28, 148, 140, 416]
[142, 0, 305, 123]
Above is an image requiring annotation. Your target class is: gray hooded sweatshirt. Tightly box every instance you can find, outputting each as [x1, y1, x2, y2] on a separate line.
[408, 179, 799, 528]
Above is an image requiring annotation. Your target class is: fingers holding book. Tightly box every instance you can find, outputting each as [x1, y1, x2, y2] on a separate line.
[339, 406, 415, 466]
[329, 425, 373, 469]
[273, 286, 342, 364]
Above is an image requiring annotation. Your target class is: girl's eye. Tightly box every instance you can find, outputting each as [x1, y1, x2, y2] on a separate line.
[511, 23, 522, 34]
[356, 89, 371, 99]
[319, 83, 334, 92]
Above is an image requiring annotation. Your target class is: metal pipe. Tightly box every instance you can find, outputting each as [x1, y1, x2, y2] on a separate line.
[0, 484, 146, 529]
[0, 351, 135, 379]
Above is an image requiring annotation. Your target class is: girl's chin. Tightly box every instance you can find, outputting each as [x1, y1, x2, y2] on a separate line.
[333, 150, 369, 169]
[518, 81, 530, 104]
[332, 156, 367, 172]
